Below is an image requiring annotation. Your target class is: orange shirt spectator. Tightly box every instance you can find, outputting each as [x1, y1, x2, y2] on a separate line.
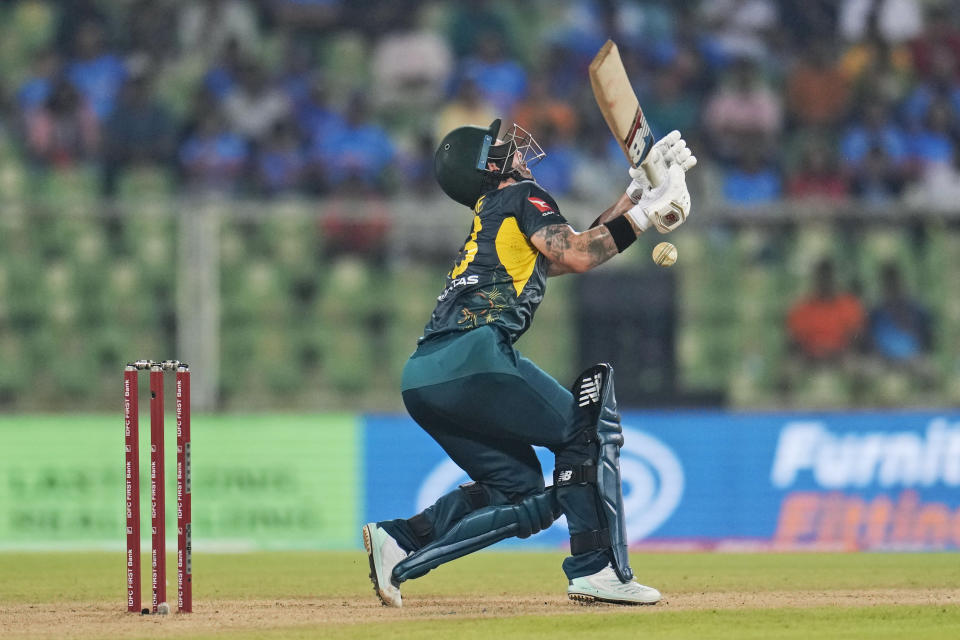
[787, 259, 865, 359]
[786, 43, 851, 127]
[788, 294, 864, 358]
[510, 78, 578, 139]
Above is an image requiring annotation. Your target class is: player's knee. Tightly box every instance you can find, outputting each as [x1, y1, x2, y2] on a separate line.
[505, 473, 545, 504]
[477, 469, 544, 506]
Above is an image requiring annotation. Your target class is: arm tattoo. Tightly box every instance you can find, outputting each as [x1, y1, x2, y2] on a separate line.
[577, 232, 617, 267]
[535, 224, 619, 272]
[541, 225, 573, 264]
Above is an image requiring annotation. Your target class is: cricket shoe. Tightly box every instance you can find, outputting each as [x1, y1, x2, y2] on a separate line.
[362, 523, 406, 607]
[567, 565, 661, 605]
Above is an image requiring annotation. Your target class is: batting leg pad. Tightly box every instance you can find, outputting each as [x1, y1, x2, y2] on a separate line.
[391, 489, 561, 584]
[404, 481, 490, 549]
[554, 364, 634, 582]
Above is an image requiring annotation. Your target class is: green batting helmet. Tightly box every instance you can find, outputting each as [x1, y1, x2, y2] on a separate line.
[434, 119, 503, 208]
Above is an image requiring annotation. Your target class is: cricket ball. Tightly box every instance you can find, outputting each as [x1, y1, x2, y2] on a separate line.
[652, 242, 678, 267]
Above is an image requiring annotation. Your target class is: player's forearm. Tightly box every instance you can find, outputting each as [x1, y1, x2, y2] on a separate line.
[589, 192, 635, 228]
[538, 224, 621, 274]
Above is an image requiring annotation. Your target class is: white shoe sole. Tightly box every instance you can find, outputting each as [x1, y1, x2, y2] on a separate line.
[363, 524, 399, 607]
[568, 591, 659, 606]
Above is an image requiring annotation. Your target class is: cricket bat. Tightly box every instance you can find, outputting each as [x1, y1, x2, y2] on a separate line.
[589, 40, 655, 171]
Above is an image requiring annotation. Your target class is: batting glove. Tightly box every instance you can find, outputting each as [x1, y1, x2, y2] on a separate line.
[626, 130, 698, 203]
[626, 164, 691, 234]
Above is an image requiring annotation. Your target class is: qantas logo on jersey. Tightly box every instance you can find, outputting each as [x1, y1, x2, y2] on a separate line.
[527, 197, 555, 215]
[437, 274, 480, 301]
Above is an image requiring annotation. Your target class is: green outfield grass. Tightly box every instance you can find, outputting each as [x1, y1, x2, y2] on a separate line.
[2, 551, 960, 639]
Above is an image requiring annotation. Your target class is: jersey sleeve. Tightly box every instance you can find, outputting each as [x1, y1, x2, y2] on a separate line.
[512, 182, 567, 237]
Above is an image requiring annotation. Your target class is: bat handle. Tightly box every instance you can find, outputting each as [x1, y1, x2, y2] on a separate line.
[640, 148, 666, 188]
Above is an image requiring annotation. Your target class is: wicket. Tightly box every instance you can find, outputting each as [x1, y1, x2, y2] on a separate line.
[124, 360, 192, 614]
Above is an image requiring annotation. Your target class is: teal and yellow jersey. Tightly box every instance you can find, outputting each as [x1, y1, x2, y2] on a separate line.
[421, 181, 567, 344]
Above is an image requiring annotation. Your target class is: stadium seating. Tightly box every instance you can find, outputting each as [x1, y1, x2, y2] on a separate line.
[1, 193, 959, 411]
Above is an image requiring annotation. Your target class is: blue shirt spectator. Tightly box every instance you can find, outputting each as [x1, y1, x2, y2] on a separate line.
[179, 114, 249, 191]
[850, 145, 906, 204]
[257, 148, 306, 193]
[899, 49, 960, 129]
[545, 0, 668, 65]
[18, 50, 59, 111]
[203, 67, 236, 101]
[18, 77, 53, 111]
[868, 264, 932, 362]
[298, 103, 344, 145]
[722, 151, 782, 205]
[310, 96, 395, 190]
[67, 54, 127, 120]
[533, 142, 578, 197]
[256, 122, 306, 194]
[901, 84, 960, 129]
[459, 34, 528, 116]
[909, 101, 957, 167]
[202, 39, 246, 101]
[840, 104, 908, 168]
[312, 125, 395, 189]
[909, 131, 955, 166]
[295, 80, 345, 145]
[723, 168, 782, 204]
[66, 20, 127, 120]
[870, 305, 930, 360]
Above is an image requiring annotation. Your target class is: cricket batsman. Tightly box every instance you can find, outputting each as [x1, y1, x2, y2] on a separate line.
[363, 119, 696, 606]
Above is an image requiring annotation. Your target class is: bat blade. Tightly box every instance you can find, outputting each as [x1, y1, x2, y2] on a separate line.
[589, 40, 654, 168]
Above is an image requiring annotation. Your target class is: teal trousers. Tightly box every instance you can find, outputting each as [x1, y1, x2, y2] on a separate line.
[381, 325, 610, 580]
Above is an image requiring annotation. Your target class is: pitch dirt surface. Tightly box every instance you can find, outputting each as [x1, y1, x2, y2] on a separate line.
[5, 589, 960, 639]
[3, 551, 960, 639]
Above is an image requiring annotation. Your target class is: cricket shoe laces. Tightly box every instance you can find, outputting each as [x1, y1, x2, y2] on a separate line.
[567, 564, 661, 605]
[362, 523, 407, 607]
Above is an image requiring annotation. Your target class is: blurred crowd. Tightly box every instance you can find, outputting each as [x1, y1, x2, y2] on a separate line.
[783, 257, 935, 403]
[2, 0, 960, 206]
